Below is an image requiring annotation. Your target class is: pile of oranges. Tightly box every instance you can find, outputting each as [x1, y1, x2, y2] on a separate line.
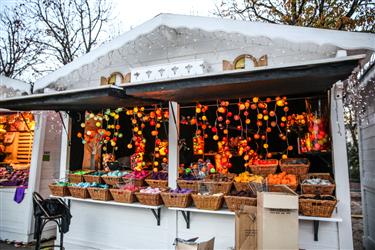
[267, 172, 297, 186]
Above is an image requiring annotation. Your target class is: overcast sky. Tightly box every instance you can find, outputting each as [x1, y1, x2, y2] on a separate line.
[113, 0, 216, 31]
[1, 0, 217, 32]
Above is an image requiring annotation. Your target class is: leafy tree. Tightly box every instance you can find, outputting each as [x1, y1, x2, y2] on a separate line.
[214, 0, 374, 32]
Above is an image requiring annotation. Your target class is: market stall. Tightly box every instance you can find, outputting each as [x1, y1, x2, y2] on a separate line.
[0, 77, 63, 243]
[1, 14, 374, 249]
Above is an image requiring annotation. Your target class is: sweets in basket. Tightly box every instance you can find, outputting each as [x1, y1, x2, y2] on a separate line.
[68, 170, 94, 183]
[123, 170, 150, 187]
[110, 183, 139, 203]
[161, 188, 193, 208]
[102, 170, 129, 186]
[301, 173, 335, 195]
[299, 194, 337, 217]
[83, 171, 107, 183]
[279, 158, 310, 176]
[135, 187, 166, 206]
[49, 181, 70, 197]
[248, 159, 278, 176]
[267, 172, 298, 192]
[224, 190, 257, 212]
[87, 186, 112, 201]
[234, 171, 263, 192]
[191, 192, 224, 210]
[68, 182, 91, 199]
[145, 171, 168, 188]
[203, 173, 235, 195]
[177, 162, 207, 192]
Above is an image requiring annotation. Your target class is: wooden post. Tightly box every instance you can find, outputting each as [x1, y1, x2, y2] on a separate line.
[25, 112, 47, 236]
[330, 82, 354, 249]
[59, 112, 71, 180]
[168, 101, 179, 189]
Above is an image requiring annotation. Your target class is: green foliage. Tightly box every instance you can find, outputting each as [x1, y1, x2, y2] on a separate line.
[347, 142, 360, 182]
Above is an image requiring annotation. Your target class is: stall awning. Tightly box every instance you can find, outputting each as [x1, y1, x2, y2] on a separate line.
[0, 85, 156, 111]
[125, 55, 364, 102]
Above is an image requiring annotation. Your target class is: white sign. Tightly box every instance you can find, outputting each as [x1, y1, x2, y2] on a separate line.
[131, 59, 208, 83]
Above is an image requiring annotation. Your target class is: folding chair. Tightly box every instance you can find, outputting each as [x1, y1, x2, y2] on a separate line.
[32, 192, 69, 250]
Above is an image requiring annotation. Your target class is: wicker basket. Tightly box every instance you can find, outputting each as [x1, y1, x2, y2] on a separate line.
[268, 184, 298, 192]
[224, 196, 257, 212]
[234, 182, 252, 192]
[279, 158, 310, 176]
[87, 187, 112, 201]
[202, 181, 232, 194]
[206, 173, 237, 181]
[300, 173, 335, 195]
[110, 189, 135, 203]
[49, 184, 70, 197]
[135, 192, 163, 206]
[161, 192, 192, 208]
[102, 176, 124, 186]
[68, 174, 84, 183]
[299, 195, 338, 217]
[122, 177, 147, 187]
[249, 164, 278, 176]
[191, 194, 224, 210]
[145, 179, 168, 188]
[68, 186, 90, 199]
[83, 174, 104, 184]
[177, 180, 201, 193]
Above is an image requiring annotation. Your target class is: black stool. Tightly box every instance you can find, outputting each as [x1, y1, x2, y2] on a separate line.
[32, 192, 68, 250]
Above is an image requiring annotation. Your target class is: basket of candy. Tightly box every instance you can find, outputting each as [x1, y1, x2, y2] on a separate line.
[102, 170, 129, 186]
[301, 173, 335, 195]
[68, 170, 94, 183]
[279, 158, 310, 176]
[87, 183, 112, 201]
[234, 172, 264, 192]
[49, 181, 70, 197]
[267, 172, 298, 192]
[161, 188, 193, 208]
[83, 171, 107, 183]
[248, 159, 278, 176]
[224, 190, 257, 212]
[299, 194, 337, 217]
[110, 183, 139, 203]
[68, 182, 91, 199]
[145, 171, 168, 188]
[191, 192, 224, 210]
[123, 170, 150, 187]
[135, 187, 165, 206]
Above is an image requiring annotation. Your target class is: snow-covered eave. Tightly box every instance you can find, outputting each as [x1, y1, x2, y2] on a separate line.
[33, 13, 375, 92]
[0, 75, 30, 94]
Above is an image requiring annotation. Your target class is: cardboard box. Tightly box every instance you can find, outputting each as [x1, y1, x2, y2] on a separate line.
[175, 237, 215, 250]
[235, 206, 257, 250]
[257, 190, 299, 250]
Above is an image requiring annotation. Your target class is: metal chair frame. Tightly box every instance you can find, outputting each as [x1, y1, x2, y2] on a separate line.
[32, 192, 68, 250]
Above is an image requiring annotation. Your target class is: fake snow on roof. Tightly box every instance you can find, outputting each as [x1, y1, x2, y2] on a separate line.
[0, 75, 30, 99]
[34, 13, 375, 92]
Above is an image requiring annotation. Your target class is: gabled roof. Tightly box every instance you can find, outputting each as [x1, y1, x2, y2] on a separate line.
[34, 13, 375, 91]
